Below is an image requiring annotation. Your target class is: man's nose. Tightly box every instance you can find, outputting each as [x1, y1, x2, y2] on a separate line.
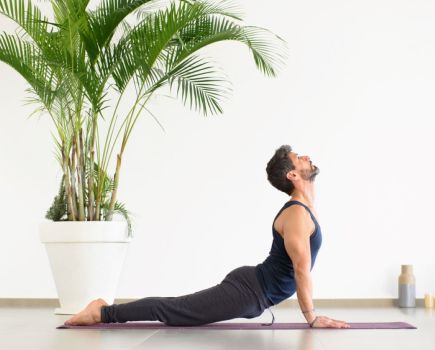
[301, 155, 310, 161]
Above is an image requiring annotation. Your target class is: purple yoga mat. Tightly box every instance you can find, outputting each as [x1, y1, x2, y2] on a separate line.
[57, 322, 416, 330]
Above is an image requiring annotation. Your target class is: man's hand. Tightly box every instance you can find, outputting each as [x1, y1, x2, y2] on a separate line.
[311, 316, 350, 328]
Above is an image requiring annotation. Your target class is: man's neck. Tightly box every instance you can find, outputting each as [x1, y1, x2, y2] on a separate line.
[289, 183, 316, 208]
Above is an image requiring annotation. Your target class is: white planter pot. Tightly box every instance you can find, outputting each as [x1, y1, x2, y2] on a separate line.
[39, 221, 131, 315]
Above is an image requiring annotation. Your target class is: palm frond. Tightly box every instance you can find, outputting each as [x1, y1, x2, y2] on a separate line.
[109, 0, 211, 93]
[87, 0, 154, 57]
[134, 0, 170, 20]
[0, 0, 50, 46]
[110, 1, 285, 105]
[113, 201, 133, 237]
[0, 33, 58, 109]
[50, 0, 90, 25]
[192, 0, 243, 21]
[170, 15, 241, 64]
[237, 26, 287, 77]
[99, 199, 133, 237]
[174, 19, 287, 77]
[167, 54, 230, 115]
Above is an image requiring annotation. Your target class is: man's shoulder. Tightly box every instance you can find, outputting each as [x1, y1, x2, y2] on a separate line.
[281, 203, 310, 217]
[280, 204, 313, 232]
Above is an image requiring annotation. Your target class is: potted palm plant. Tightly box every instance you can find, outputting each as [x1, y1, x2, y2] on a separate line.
[0, 0, 285, 314]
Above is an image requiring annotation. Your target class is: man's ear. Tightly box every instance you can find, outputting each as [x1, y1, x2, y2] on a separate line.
[286, 170, 298, 182]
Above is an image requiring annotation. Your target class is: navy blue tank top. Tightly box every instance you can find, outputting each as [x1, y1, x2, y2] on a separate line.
[255, 200, 322, 306]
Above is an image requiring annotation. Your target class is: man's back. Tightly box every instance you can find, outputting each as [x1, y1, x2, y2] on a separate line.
[255, 200, 322, 306]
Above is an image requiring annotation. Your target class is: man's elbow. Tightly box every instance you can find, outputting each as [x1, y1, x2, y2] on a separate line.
[294, 265, 311, 281]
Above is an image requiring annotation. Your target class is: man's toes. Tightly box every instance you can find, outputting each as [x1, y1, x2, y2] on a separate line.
[63, 300, 106, 326]
[64, 317, 76, 326]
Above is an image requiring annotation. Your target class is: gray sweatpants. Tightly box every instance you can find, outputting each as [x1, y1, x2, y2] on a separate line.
[101, 266, 272, 326]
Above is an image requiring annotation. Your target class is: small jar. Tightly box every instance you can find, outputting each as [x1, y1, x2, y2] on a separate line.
[424, 294, 434, 309]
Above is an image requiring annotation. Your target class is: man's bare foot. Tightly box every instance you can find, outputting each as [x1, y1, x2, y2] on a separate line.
[64, 298, 108, 326]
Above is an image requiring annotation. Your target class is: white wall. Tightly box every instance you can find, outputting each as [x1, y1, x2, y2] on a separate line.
[1, 0, 435, 300]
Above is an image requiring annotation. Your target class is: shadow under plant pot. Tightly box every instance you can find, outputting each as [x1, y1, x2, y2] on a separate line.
[39, 221, 131, 315]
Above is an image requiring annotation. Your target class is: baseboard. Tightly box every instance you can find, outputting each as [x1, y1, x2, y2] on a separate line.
[275, 298, 425, 308]
[0, 298, 425, 308]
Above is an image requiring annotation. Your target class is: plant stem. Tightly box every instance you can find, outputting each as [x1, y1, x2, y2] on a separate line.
[106, 92, 153, 220]
[106, 153, 122, 221]
[96, 85, 128, 213]
[62, 145, 76, 221]
[95, 199, 101, 221]
[69, 142, 79, 220]
[88, 115, 97, 221]
[76, 129, 85, 221]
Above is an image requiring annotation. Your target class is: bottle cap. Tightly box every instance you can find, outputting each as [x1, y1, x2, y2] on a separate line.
[401, 265, 413, 273]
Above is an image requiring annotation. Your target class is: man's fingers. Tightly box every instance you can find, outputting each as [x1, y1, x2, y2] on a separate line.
[331, 318, 346, 323]
[332, 320, 350, 328]
[327, 317, 348, 327]
[325, 318, 350, 328]
[312, 316, 350, 329]
[335, 319, 350, 328]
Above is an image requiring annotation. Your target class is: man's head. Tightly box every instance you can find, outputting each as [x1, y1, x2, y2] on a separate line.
[266, 145, 320, 195]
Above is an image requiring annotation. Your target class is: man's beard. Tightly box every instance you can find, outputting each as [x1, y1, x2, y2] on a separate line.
[301, 165, 320, 182]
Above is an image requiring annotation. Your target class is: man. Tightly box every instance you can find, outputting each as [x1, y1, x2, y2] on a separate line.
[65, 145, 349, 329]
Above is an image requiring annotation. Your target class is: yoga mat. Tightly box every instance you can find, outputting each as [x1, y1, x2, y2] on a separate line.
[57, 322, 416, 330]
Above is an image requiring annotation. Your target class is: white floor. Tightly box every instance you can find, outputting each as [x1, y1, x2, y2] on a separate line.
[0, 305, 433, 350]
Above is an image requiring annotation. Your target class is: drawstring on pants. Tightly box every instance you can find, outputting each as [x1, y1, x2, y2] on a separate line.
[261, 307, 275, 326]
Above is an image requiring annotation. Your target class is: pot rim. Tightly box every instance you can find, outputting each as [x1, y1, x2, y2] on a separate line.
[39, 220, 131, 243]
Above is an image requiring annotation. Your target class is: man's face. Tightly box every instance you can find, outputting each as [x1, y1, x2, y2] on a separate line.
[288, 152, 320, 181]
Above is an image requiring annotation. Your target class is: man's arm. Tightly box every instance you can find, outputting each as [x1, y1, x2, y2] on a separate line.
[282, 206, 349, 328]
[282, 206, 316, 323]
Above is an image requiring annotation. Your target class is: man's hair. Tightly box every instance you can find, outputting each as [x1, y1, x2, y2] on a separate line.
[266, 145, 295, 195]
